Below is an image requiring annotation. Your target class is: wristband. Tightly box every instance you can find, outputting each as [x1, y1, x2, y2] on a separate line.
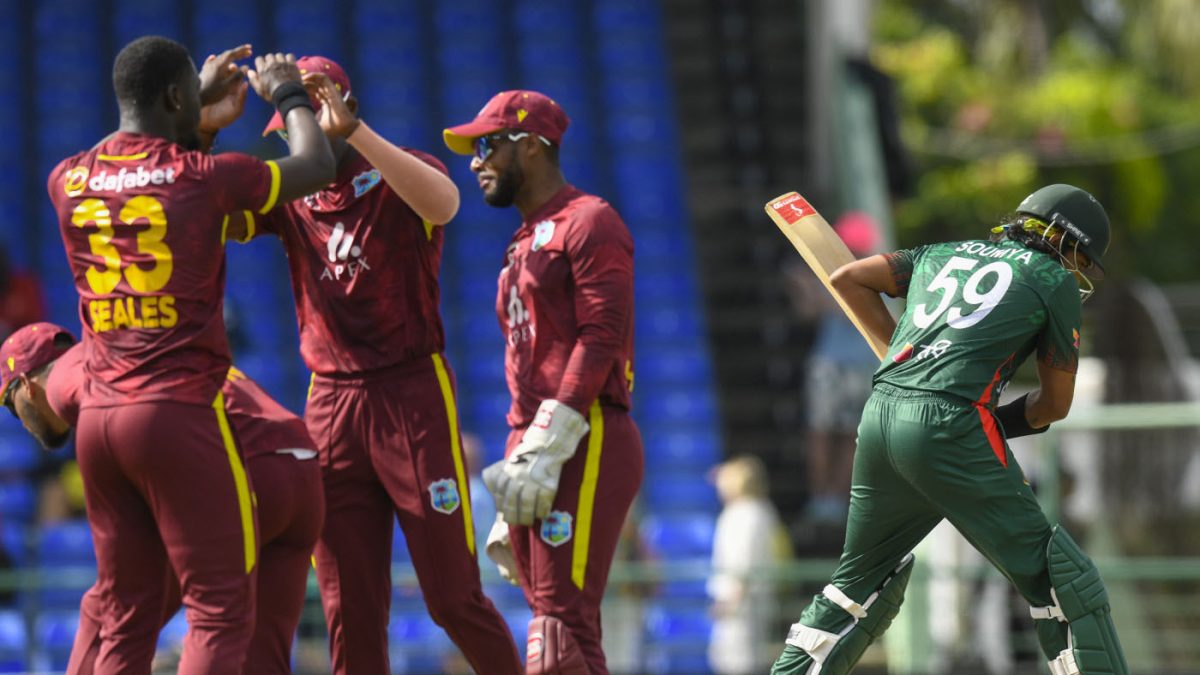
[993, 393, 1048, 439]
[271, 80, 313, 120]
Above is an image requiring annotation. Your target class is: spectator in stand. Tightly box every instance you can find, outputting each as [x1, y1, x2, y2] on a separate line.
[708, 455, 791, 674]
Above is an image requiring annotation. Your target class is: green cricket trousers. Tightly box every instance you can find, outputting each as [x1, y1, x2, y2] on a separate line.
[795, 383, 1058, 650]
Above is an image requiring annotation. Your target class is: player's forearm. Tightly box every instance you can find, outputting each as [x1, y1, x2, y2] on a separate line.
[1025, 387, 1070, 427]
[275, 107, 336, 202]
[555, 341, 616, 413]
[834, 283, 897, 350]
[347, 122, 460, 224]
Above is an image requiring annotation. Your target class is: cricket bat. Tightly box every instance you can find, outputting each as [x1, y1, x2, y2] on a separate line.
[764, 192, 889, 360]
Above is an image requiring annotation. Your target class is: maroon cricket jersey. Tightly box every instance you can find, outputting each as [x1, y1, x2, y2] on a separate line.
[47, 344, 311, 460]
[45, 343, 84, 426]
[250, 150, 447, 374]
[221, 366, 314, 459]
[47, 132, 280, 406]
[497, 185, 635, 426]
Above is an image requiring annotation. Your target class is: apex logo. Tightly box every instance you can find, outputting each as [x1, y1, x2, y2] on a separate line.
[320, 222, 371, 281]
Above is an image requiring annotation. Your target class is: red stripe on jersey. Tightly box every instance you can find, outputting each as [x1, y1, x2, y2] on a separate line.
[976, 404, 1008, 468]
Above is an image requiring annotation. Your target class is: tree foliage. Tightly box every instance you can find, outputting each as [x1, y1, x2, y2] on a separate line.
[873, 0, 1200, 282]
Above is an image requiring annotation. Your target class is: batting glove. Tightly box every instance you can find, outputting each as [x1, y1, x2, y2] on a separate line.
[485, 514, 519, 586]
[482, 399, 589, 526]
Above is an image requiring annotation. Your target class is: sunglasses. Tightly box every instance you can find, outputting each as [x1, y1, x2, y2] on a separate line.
[2, 379, 18, 420]
[473, 131, 551, 162]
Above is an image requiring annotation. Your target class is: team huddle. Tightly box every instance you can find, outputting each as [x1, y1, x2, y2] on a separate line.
[0, 32, 1127, 675]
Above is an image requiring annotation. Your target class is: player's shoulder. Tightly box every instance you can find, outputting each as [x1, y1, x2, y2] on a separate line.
[561, 191, 632, 247]
[563, 190, 626, 229]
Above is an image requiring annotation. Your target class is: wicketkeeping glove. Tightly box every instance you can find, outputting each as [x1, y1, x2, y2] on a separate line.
[482, 399, 589, 526]
[485, 514, 519, 586]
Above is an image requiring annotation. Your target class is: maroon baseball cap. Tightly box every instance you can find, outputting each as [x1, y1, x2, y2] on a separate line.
[0, 322, 76, 404]
[261, 55, 352, 137]
[443, 90, 570, 156]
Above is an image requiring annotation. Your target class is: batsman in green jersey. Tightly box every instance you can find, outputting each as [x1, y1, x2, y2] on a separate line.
[773, 185, 1129, 675]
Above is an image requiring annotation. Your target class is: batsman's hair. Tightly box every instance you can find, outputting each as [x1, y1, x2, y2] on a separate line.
[113, 36, 193, 110]
[990, 213, 1062, 258]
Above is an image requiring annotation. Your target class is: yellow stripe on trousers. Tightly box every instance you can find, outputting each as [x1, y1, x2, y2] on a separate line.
[431, 354, 475, 555]
[572, 401, 604, 590]
[212, 390, 257, 573]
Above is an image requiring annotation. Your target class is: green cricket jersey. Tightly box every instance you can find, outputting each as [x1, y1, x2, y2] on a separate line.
[874, 239, 1082, 407]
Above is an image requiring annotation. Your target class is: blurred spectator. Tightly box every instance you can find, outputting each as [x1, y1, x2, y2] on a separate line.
[708, 455, 791, 674]
[783, 211, 880, 524]
[0, 250, 46, 339]
[601, 501, 657, 674]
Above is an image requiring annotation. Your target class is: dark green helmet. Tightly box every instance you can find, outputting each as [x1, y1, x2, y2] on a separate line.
[1016, 184, 1110, 273]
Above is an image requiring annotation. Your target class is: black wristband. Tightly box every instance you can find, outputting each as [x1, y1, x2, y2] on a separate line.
[271, 80, 313, 120]
[993, 393, 1049, 439]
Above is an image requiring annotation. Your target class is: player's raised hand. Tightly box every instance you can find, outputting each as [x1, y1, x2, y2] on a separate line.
[303, 72, 360, 138]
[199, 75, 248, 134]
[199, 44, 252, 106]
[247, 53, 303, 102]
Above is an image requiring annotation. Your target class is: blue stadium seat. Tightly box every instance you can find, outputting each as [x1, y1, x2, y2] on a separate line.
[1, 521, 28, 566]
[518, 39, 586, 77]
[593, 2, 661, 34]
[462, 350, 506, 385]
[0, 429, 39, 475]
[388, 611, 442, 643]
[32, 609, 78, 671]
[433, 2, 501, 35]
[513, 1, 580, 33]
[38, 520, 94, 565]
[596, 35, 667, 73]
[0, 609, 28, 672]
[466, 393, 512, 427]
[641, 475, 719, 514]
[232, 352, 290, 401]
[272, 1, 344, 63]
[604, 76, 672, 112]
[643, 645, 713, 675]
[503, 606, 532, 648]
[637, 306, 704, 344]
[390, 650, 444, 675]
[113, 0, 182, 45]
[392, 520, 411, 564]
[0, 482, 35, 522]
[636, 390, 718, 426]
[156, 610, 187, 649]
[36, 520, 95, 610]
[640, 512, 715, 559]
[644, 602, 712, 646]
[640, 428, 720, 470]
[632, 346, 713, 388]
[633, 270, 700, 307]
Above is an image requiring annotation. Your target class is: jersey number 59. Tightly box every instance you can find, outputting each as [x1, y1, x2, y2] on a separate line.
[912, 256, 1013, 330]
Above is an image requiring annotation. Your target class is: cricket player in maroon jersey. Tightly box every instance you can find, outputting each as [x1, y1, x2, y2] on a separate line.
[0, 322, 323, 675]
[444, 90, 644, 675]
[222, 57, 520, 674]
[44, 35, 333, 674]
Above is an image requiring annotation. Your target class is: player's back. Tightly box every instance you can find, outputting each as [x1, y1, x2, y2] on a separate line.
[875, 238, 1082, 406]
[48, 132, 280, 406]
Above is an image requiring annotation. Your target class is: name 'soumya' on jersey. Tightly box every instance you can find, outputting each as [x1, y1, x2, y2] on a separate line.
[955, 241, 1036, 264]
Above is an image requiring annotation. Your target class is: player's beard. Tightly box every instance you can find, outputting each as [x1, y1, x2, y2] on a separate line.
[484, 161, 524, 208]
[16, 397, 69, 450]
